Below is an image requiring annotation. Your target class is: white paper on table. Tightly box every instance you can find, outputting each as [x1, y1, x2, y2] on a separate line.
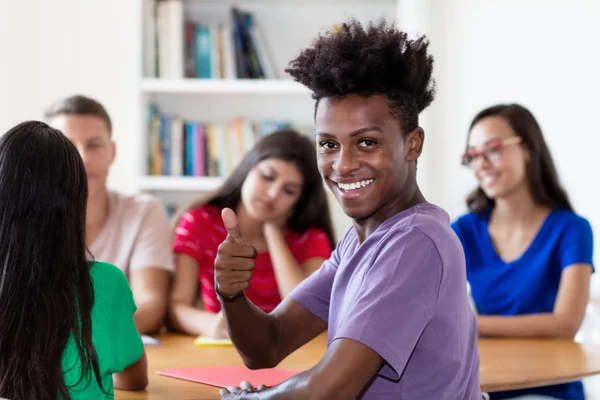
[141, 334, 161, 346]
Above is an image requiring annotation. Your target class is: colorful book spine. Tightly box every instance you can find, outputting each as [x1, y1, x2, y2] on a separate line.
[147, 105, 298, 178]
[194, 123, 206, 177]
[195, 25, 212, 79]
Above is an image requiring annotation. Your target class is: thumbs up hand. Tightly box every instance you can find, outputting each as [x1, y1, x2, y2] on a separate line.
[214, 208, 257, 299]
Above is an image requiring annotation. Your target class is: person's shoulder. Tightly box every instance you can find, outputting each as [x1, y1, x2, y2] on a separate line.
[363, 208, 443, 275]
[295, 226, 329, 243]
[379, 203, 467, 253]
[551, 208, 590, 225]
[89, 261, 130, 290]
[384, 203, 447, 233]
[452, 209, 485, 226]
[185, 203, 221, 219]
[334, 225, 359, 254]
[450, 208, 488, 239]
[371, 204, 439, 246]
[110, 190, 163, 213]
[88, 262, 137, 332]
[549, 208, 593, 233]
[182, 204, 223, 226]
[454, 211, 481, 223]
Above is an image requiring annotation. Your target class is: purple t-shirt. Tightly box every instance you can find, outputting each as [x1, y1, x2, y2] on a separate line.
[290, 203, 481, 399]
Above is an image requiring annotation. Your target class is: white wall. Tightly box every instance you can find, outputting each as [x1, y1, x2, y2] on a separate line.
[0, 0, 395, 241]
[1, 1, 599, 274]
[0, 0, 139, 193]
[408, 0, 600, 295]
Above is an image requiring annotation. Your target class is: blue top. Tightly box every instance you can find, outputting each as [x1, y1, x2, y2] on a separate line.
[452, 207, 594, 400]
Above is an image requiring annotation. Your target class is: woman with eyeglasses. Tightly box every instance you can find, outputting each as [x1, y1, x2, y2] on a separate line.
[452, 104, 594, 400]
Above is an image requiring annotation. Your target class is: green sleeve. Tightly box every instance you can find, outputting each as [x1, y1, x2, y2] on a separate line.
[90, 262, 144, 374]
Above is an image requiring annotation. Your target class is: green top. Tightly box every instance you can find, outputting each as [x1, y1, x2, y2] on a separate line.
[61, 261, 144, 399]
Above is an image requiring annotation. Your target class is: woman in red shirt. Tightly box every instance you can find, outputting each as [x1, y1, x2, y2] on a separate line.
[169, 130, 335, 338]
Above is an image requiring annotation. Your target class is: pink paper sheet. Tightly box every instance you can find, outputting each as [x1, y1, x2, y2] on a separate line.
[157, 366, 301, 388]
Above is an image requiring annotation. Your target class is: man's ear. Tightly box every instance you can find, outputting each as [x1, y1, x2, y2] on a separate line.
[405, 127, 424, 162]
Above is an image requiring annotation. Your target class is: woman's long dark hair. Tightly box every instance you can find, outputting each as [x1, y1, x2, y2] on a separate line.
[465, 104, 572, 213]
[0, 121, 104, 399]
[179, 129, 335, 245]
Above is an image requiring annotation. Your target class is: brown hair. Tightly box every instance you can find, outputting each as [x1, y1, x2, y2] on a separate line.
[176, 129, 336, 246]
[44, 95, 112, 136]
[465, 103, 572, 213]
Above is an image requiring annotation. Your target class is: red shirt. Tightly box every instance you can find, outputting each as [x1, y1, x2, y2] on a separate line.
[173, 205, 332, 313]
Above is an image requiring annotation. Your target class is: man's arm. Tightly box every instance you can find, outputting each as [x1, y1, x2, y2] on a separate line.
[221, 338, 383, 400]
[217, 207, 333, 367]
[130, 267, 170, 334]
[220, 295, 327, 369]
[221, 228, 445, 399]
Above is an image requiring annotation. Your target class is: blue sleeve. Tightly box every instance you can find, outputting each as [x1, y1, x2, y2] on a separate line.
[451, 218, 464, 243]
[451, 217, 471, 259]
[557, 215, 594, 272]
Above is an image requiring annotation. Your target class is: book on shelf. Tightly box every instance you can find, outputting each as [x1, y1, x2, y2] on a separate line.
[147, 104, 305, 179]
[144, 0, 276, 79]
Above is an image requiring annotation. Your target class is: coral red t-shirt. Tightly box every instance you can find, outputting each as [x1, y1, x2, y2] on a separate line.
[173, 205, 332, 313]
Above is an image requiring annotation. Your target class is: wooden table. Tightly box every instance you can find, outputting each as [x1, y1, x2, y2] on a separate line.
[116, 334, 325, 400]
[479, 338, 600, 392]
[116, 334, 600, 399]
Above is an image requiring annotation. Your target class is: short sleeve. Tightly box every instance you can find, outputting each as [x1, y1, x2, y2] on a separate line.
[294, 227, 332, 265]
[289, 242, 340, 322]
[334, 230, 442, 380]
[557, 216, 594, 271]
[451, 218, 464, 244]
[109, 278, 144, 373]
[172, 208, 212, 264]
[129, 199, 175, 272]
[451, 215, 475, 258]
[91, 263, 144, 374]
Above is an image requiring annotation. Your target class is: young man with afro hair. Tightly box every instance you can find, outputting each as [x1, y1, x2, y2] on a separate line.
[216, 19, 482, 399]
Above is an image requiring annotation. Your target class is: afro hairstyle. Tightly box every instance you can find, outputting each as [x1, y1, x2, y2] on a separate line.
[286, 19, 436, 135]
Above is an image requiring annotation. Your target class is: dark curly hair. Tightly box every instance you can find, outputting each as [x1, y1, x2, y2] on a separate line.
[286, 19, 436, 134]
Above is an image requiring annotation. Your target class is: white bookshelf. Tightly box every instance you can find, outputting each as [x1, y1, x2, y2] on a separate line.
[140, 78, 310, 95]
[138, 176, 224, 191]
[134, 0, 401, 239]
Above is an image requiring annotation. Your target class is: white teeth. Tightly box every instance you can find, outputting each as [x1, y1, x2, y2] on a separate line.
[481, 174, 499, 186]
[337, 179, 374, 191]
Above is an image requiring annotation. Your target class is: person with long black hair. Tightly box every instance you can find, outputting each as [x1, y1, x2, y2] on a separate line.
[0, 121, 147, 400]
[169, 129, 335, 339]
